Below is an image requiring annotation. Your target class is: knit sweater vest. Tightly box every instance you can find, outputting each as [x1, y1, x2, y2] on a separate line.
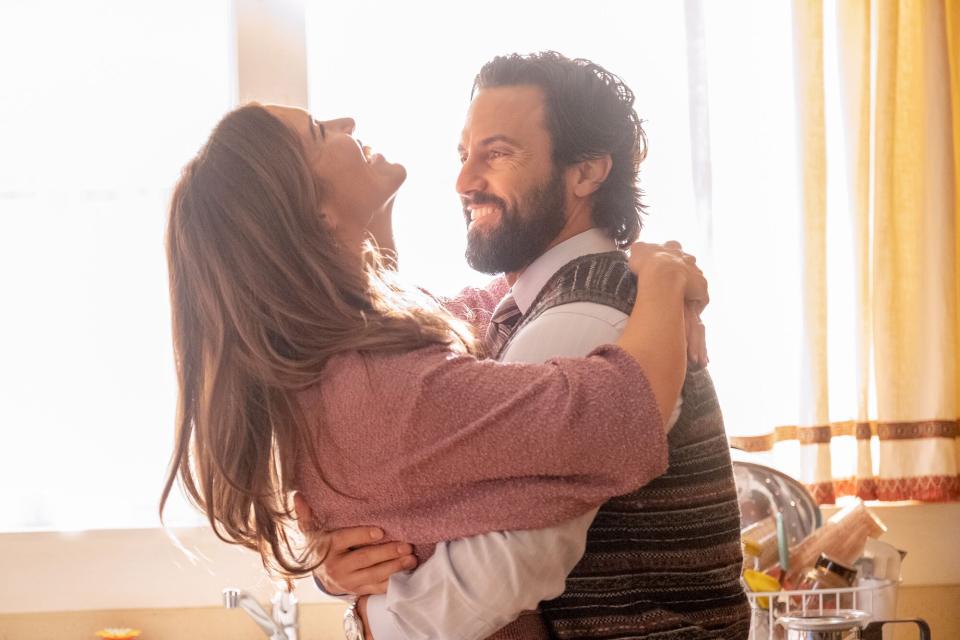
[506, 251, 751, 640]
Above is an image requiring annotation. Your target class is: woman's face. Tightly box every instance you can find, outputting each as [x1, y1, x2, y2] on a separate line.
[265, 105, 406, 233]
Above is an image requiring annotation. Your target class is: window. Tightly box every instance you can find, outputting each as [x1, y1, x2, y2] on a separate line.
[306, 0, 702, 294]
[0, 0, 845, 532]
[0, 0, 233, 531]
[306, 0, 806, 443]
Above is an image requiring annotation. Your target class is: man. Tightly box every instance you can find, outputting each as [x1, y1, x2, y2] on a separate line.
[306, 52, 749, 639]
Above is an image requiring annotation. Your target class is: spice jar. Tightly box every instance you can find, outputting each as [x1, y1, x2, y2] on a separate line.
[798, 554, 858, 611]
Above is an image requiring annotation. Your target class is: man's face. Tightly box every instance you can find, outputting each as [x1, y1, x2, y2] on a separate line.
[456, 86, 566, 274]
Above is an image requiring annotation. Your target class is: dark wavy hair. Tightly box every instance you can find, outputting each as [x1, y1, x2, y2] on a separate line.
[472, 51, 648, 247]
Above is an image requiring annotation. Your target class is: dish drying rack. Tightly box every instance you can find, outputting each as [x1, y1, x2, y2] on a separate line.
[745, 579, 897, 640]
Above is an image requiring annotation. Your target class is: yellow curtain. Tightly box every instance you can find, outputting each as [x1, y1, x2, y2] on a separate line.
[792, 0, 834, 499]
[947, 0, 960, 435]
[836, 0, 875, 499]
[732, 0, 959, 503]
[871, 0, 957, 499]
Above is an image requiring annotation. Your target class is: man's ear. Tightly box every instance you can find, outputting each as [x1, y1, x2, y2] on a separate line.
[571, 154, 613, 198]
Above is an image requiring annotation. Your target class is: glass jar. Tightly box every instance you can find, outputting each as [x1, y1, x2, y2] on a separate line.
[798, 554, 858, 612]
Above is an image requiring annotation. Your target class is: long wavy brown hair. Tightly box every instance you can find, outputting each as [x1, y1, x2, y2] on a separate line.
[159, 103, 473, 575]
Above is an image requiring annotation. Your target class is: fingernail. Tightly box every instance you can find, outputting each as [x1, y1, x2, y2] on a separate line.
[402, 556, 417, 569]
[370, 529, 383, 540]
[397, 543, 411, 554]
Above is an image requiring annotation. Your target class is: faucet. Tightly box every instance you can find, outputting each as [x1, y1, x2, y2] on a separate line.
[223, 586, 299, 640]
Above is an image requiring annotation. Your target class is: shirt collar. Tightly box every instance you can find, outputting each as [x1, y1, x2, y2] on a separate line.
[511, 228, 618, 314]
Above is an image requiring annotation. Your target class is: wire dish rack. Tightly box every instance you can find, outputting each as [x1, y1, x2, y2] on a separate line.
[745, 579, 897, 640]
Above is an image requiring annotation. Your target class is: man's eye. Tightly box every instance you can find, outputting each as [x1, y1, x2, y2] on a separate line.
[488, 150, 506, 159]
[459, 154, 468, 164]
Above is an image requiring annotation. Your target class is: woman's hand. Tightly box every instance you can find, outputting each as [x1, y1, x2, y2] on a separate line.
[628, 241, 708, 308]
[293, 493, 417, 596]
[628, 241, 709, 369]
[685, 302, 708, 370]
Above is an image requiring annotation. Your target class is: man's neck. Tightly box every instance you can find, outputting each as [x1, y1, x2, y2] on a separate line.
[505, 218, 598, 286]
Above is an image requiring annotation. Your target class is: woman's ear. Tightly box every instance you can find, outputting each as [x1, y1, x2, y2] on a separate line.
[571, 154, 613, 198]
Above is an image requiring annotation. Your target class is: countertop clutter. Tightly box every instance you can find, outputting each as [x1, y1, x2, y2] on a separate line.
[733, 462, 931, 639]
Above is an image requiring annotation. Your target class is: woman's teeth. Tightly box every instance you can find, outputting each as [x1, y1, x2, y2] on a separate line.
[470, 206, 497, 221]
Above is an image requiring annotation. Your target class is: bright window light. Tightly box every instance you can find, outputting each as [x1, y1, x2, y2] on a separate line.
[0, 0, 233, 531]
[306, 0, 804, 438]
[306, 0, 698, 295]
[1, 0, 815, 533]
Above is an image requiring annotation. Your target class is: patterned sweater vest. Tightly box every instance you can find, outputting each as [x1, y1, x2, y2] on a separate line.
[507, 251, 751, 640]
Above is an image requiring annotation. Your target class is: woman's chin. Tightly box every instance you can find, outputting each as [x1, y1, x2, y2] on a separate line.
[383, 167, 407, 200]
[384, 160, 407, 185]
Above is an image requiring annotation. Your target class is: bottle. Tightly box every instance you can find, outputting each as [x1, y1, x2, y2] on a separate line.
[783, 499, 885, 586]
[741, 515, 779, 571]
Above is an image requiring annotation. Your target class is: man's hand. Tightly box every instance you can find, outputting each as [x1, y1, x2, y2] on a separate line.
[293, 493, 417, 596]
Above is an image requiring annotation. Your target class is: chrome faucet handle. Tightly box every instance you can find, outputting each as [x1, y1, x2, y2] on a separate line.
[272, 589, 299, 640]
[223, 588, 289, 640]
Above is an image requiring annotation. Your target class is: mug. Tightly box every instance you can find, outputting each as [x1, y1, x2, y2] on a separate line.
[777, 610, 931, 640]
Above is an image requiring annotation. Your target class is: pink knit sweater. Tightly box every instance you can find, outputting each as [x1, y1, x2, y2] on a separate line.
[433, 275, 511, 338]
[295, 279, 668, 559]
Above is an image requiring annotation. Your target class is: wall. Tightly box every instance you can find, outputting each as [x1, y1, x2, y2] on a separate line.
[0, 604, 347, 640]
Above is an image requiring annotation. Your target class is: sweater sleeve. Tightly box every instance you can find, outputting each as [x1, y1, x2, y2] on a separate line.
[393, 344, 668, 541]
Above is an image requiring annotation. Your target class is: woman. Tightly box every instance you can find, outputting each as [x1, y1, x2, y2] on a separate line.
[160, 103, 704, 637]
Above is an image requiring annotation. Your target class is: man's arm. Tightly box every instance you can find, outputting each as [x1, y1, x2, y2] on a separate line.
[323, 305, 686, 639]
[329, 244, 706, 637]
[363, 305, 678, 640]
[503, 305, 683, 427]
[366, 509, 598, 640]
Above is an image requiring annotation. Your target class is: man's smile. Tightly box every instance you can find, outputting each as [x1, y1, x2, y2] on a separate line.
[469, 205, 500, 222]
[465, 204, 503, 230]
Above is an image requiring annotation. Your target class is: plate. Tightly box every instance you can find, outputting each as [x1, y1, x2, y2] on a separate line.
[732, 461, 821, 549]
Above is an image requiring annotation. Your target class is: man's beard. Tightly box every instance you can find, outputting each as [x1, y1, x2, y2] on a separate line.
[464, 169, 566, 274]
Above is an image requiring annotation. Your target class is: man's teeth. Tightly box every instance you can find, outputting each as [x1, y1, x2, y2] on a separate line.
[470, 206, 497, 221]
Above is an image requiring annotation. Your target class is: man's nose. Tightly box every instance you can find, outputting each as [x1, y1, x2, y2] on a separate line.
[456, 156, 486, 199]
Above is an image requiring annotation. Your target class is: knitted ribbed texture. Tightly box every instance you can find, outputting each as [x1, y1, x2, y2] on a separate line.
[517, 252, 751, 640]
[486, 611, 551, 640]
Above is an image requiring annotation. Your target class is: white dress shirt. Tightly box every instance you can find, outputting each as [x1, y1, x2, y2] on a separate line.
[367, 229, 681, 639]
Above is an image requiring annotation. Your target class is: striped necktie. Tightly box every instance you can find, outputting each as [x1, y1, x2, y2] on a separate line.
[482, 292, 523, 359]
